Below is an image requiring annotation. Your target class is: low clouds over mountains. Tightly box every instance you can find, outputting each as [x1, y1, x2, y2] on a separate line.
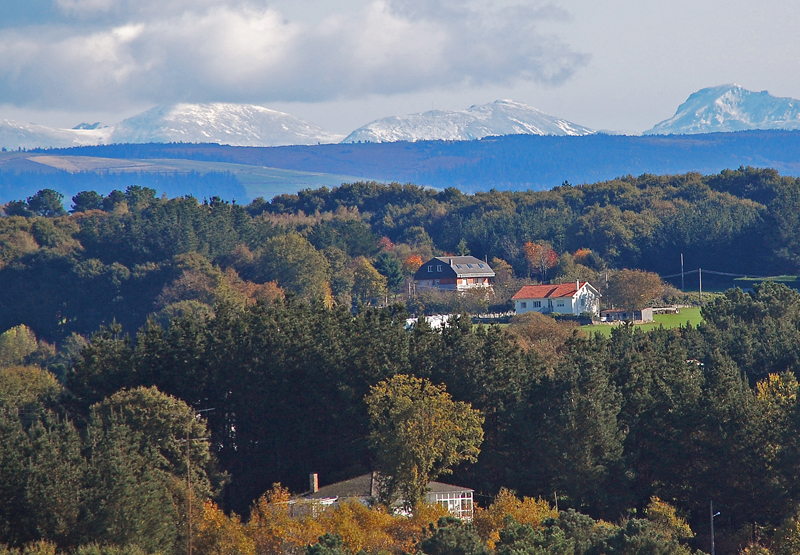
[0, 0, 586, 112]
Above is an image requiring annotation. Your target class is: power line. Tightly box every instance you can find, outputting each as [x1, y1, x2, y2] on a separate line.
[658, 268, 772, 280]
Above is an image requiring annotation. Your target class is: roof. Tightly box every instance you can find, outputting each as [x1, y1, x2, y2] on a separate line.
[414, 256, 495, 280]
[306, 474, 376, 499]
[601, 307, 651, 314]
[304, 473, 473, 500]
[512, 282, 590, 300]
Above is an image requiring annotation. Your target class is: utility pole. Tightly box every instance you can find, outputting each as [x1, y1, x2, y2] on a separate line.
[710, 501, 720, 555]
[184, 408, 213, 555]
[699, 268, 703, 305]
[187, 430, 192, 555]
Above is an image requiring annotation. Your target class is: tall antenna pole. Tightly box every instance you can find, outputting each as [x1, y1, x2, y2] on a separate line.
[699, 268, 703, 305]
[187, 430, 192, 555]
[681, 253, 685, 290]
[710, 501, 720, 555]
[710, 500, 715, 555]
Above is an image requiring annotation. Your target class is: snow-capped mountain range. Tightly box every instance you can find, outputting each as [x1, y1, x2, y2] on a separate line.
[342, 100, 594, 143]
[645, 84, 800, 135]
[0, 120, 113, 151]
[4, 86, 800, 152]
[0, 103, 345, 151]
[111, 103, 345, 146]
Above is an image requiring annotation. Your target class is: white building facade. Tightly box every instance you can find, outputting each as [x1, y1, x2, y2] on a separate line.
[513, 281, 601, 317]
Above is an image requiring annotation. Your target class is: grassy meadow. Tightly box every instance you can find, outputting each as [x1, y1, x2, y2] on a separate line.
[582, 306, 703, 336]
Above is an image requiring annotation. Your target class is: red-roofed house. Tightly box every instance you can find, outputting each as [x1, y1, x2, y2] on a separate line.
[512, 280, 601, 316]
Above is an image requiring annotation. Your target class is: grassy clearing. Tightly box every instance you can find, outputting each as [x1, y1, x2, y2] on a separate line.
[582, 307, 703, 337]
[735, 275, 800, 284]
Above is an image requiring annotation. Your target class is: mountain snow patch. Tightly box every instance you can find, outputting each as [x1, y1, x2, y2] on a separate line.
[645, 85, 800, 134]
[111, 103, 344, 146]
[342, 100, 595, 143]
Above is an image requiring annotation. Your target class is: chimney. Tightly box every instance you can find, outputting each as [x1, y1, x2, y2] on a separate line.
[576, 279, 580, 291]
[310, 473, 319, 493]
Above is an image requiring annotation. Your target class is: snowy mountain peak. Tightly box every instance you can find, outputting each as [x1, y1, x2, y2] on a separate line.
[342, 100, 594, 143]
[0, 103, 345, 150]
[645, 85, 800, 135]
[110, 103, 344, 146]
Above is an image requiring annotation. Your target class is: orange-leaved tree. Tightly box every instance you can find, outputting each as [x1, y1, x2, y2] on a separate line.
[403, 255, 423, 274]
[523, 242, 557, 281]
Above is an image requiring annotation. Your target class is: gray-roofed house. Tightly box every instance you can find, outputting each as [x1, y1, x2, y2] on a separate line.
[298, 472, 474, 520]
[414, 256, 495, 292]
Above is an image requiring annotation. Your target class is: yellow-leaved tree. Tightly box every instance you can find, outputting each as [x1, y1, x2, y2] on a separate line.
[365, 375, 484, 512]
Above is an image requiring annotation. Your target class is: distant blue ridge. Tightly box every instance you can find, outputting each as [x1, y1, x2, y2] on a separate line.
[27, 130, 800, 197]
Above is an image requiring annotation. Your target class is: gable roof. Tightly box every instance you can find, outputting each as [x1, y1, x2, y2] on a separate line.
[305, 473, 472, 500]
[414, 256, 495, 280]
[512, 281, 592, 300]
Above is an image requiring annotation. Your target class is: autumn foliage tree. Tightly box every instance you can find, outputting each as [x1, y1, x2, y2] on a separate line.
[523, 242, 557, 281]
[506, 312, 584, 369]
[192, 485, 449, 555]
[605, 269, 665, 310]
[365, 375, 484, 511]
[403, 255, 423, 274]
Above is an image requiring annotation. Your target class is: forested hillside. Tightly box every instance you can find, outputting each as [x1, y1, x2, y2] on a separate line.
[5, 283, 800, 554]
[1, 167, 798, 343]
[3, 167, 800, 554]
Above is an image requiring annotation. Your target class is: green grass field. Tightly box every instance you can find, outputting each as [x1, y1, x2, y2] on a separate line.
[582, 307, 703, 336]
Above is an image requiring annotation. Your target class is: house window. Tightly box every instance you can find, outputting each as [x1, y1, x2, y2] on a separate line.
[533, 301, 541, 308]
[437, 265, 443, 272]
[520, 302, 527, 308]
[427, 266, 433, 272]
[427, 491, 473, 521]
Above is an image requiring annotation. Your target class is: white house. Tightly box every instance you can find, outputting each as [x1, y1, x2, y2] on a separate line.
[512, 281, 601, 316]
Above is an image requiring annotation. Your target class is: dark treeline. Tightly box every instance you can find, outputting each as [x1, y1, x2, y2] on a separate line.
[36, 130, 800, 192]
[263, 166, 797, 277]
[14, 281, 800, 553]
[0, 168, 246, 205]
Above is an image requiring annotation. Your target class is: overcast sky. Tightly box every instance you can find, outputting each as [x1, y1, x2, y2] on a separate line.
[1, 0, 798, 134]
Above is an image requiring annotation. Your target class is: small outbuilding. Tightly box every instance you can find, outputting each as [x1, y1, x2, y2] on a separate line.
[600, 307, 654, 323]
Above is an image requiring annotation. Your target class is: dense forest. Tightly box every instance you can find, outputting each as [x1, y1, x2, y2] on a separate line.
[3, 167, 800, 554]
[5, 283, 800, 554]
[0, 166, 798, 343]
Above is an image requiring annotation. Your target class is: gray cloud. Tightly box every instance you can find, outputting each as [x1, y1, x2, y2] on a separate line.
[0, 0, 587, 111]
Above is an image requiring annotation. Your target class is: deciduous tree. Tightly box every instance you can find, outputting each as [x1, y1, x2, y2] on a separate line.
[605, 269, 664, 311]
[523, 242, 557, 281]
[365, 375, 484, 511]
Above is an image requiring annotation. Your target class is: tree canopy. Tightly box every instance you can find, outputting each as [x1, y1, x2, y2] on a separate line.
[365, 375, 484, 510]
